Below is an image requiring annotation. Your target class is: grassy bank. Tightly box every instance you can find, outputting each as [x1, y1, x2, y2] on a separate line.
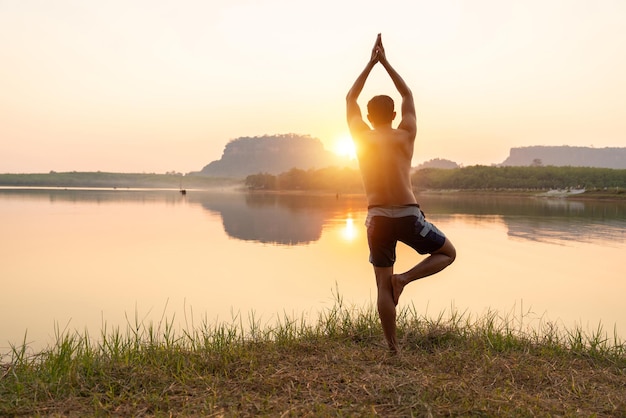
[2, 299, 625, 416]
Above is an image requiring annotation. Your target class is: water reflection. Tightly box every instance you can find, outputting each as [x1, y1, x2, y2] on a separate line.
[189, 192, 626, 245]
[1, 188, 625, 352]
[197, 193, 626, 245]
[2, 188, 625, 246]
[0, 187, 188, 205]
[0, 188, 369, 245]
[189, 192, 366, 245]
[416, 194, 626, 245]
[341, 215, 357, 241]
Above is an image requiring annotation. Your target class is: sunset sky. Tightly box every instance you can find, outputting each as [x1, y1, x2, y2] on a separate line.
[1, 0, 625, 174]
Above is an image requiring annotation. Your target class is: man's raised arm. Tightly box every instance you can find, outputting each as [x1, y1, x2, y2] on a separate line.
[346, 34, 382, 134]
[377, 40, 417, 136]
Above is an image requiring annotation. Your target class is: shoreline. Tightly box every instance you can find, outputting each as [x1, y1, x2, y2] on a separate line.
[416, 188, 626, 201]
[2, 185, 625, 201]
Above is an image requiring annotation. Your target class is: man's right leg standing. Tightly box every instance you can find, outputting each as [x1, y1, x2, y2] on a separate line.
[374, 265, 399, 353]
[367, 215, 402, 353]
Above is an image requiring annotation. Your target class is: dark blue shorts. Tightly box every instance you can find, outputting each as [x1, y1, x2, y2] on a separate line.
[366, 206, 446, 268]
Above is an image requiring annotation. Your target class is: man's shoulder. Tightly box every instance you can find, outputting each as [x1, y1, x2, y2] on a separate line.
[358, 128, 414, 142]
[398, 116, 417, 138]
[349, 126, 375, 143]
[390, 128, 416, 143]
[348, 118, 371, 138]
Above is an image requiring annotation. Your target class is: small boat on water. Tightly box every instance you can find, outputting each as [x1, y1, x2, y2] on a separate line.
[541, 188, 586, 197]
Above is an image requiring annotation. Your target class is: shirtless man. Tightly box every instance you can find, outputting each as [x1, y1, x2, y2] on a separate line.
[346, 34, 456, 353]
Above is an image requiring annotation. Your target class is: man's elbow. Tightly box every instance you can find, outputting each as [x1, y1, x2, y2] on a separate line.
[346, 88, 361, 102]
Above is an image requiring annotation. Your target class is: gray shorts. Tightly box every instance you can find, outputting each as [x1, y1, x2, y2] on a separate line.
[366, 205, 446, 267]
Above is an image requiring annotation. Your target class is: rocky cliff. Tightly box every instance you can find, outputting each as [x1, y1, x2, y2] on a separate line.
[197, 134, 346, 178]
[501, 146, 626, 169]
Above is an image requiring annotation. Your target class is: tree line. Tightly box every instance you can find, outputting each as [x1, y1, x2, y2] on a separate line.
[411, 166, 626, 190]
[246, 166, 626, 192]
[4, 166, 623, 192]
[245, 167, 363, 192]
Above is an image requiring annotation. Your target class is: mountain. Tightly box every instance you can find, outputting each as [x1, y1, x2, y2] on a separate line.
[415, 158, 460, 170]
[195, 134, 349, 178]
[501, 146, 626, 169]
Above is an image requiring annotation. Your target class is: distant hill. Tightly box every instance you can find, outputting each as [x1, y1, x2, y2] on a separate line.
[415, 158, 460, 170]
[501, 146, 626, 169]
[194, 134, 349, 178]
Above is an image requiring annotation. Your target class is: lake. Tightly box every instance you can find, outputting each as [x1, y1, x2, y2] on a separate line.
[1, 188, 625, 354]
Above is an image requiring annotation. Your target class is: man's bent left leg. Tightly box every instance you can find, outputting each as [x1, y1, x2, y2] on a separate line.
[392, 238, 456, 305]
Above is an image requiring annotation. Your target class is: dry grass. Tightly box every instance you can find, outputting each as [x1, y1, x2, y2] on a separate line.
[2, 300, 625, 417]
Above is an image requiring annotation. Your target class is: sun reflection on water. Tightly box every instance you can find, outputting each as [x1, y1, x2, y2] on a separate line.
[341, 215, 357, 241]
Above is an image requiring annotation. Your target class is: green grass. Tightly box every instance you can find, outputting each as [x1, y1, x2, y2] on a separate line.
[2, 297, 625, 417]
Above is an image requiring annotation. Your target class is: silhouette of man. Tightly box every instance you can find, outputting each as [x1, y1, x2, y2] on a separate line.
[346, 34, 456, 353]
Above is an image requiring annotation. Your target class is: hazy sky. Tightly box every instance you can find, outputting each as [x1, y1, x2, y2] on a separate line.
[1, 0, 625, 173]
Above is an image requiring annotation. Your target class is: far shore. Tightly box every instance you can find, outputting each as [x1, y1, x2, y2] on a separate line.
[416, 188, 626, 201]
[2, 184, 625, 201]
[1, 171, 624, 200]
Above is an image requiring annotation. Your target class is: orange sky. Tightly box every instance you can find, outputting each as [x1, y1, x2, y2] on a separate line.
[1, 0, 625, 173]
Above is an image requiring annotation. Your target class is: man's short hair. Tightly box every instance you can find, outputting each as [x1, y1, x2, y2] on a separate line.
[367, 95, 395, 125]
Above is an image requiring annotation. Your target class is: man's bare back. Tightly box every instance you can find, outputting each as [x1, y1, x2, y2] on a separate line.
[352, 126, 417, 207]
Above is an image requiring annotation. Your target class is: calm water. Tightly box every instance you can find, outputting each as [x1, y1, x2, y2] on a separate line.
[1, 188, 625, 353]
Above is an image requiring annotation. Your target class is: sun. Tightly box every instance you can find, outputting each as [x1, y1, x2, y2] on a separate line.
[334, 134, 357, 160]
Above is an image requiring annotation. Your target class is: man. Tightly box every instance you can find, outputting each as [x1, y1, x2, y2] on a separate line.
[346, 34, 456, 353]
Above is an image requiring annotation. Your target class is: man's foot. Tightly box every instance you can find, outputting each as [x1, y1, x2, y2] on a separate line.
[391, 274, 406, 306]
[385, 347, 401, 359]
